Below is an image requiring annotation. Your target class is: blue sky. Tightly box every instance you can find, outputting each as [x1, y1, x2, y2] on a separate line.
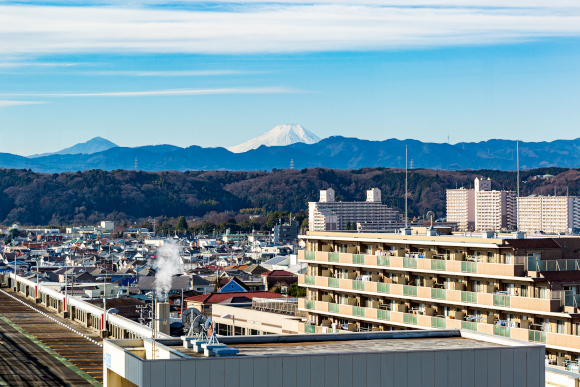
[0, 0, 580, 156]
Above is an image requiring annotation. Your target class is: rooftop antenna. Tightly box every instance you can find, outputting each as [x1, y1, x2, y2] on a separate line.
[405, 145, 408, 229]
[516, 140, 519, 232]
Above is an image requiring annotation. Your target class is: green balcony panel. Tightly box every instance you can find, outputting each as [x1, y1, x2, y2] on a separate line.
[378, 256, 390, 266]
[304, 275, 315, 285]
[432, 317, 447, 329]
[305, 251, 316, 261]
[378, 310, 390, 321]
[353, 281, 365, 291]
[404, 257, 418, 269]
[328, 253, 340, 262]
[329, 303, 340, 314]
[461, 321, 478, 331]
[353, 254, 365, 265]
[493, 325, 511, 338]
[329, 278, 340, 288]
[304, 300, 316, 310]
[353, 306, 365, 317]
[404, 285, 418, 297]
[305, 325, 315, 333]
[378, 283, 390, 294]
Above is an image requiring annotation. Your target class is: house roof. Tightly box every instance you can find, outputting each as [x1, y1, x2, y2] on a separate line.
[188, 274, 212, 286]
[219, 277, 250, 292]
[261, 270, 295, 277]
[138, 275, 190, 291]
[184, 291, 283, 304]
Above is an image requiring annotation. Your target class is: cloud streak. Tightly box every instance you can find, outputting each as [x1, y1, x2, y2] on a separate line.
[0, 100, 45, 108]
[0, 87, 298, 97]
[0, 3, 579, 56]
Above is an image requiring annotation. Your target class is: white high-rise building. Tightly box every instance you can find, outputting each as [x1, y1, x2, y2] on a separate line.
[518, 195, 580, 234]
[446, 177, 516, 232]
[308, 188, 400, 231]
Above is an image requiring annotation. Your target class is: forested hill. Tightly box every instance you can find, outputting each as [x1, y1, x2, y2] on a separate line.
[0, 167, 578, 226]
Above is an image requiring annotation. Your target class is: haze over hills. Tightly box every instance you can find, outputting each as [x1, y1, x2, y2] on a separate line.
[28, 137, 118, 158]
[4, 131, 580, 172]
[228, 124, 321, 153]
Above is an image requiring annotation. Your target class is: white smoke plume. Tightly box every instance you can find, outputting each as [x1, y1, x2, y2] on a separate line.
[153, 240, 183, 301]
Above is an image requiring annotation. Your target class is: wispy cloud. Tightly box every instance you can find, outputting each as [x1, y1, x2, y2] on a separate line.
[83, 70, 250, 76]
[0, 3, 579, 56]
[1, 87, 298, 97]
[0, 100, 45, 107]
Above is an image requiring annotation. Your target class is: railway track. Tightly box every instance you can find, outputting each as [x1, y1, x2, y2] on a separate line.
[0, 288, 103, 386]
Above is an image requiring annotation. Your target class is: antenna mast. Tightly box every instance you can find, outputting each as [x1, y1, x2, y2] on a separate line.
[405, 145, 408, 228]
[516, 140, 519, 231]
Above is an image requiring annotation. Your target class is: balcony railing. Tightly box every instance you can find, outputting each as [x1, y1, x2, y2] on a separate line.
[298, 274, 561, 313]
[431, 260, 446, 271]
[493, 294, 511, 308]
[328, 278, 340, 288]
[432, 317, 447, 329]
[529, 330, 547, 344]
[529, 259, 580, 272]
[378, 310, 390, 320]
[305, 275, 315, 285]
[352, 254, 365, 265]
[304, 300, 316, 310]
[299, 251, 525, 277]
[403, 257, 417, 269]
[353, 280, 365, 291]
[461, 291, 478, 304]
[461, 261, 477, 274]
[329, 303, 340, 313]
[403, 285, 418, 297]
[494, 325, 511, 338]
[353, 306, 365, 317]
[431, 288, 446, 300]
[462, 321, 478, 331]
[403, 313, 417, 325]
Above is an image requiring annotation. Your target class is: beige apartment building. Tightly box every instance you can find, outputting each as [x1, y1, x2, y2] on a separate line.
[297, 229, 580, 366]
[518, 195, 580, 234]
[308, 188, 400, 231]
[446, 177, 516, 232]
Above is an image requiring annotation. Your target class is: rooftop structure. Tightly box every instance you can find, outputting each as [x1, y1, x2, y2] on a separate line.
[103, 329, 545, 386]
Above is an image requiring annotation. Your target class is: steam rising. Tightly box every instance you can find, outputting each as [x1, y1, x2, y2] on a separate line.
[153, 240, 183, 301]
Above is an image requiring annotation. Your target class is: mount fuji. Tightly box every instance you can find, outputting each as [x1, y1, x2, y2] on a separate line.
[228, 124, 321, 153]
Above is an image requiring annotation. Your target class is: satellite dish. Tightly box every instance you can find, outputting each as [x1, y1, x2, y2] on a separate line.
[106, 308, 119, 315]
[181, 307, 200, 329]
[205, 316, 212, 331]
[426, 211, 435, 228]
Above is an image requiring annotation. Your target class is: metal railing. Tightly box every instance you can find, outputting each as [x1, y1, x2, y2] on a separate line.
[528, 259, 580, 272]
[252, 297, 298, 315]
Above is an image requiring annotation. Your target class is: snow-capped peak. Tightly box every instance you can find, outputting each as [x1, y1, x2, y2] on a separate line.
[228, 124, 321, 153]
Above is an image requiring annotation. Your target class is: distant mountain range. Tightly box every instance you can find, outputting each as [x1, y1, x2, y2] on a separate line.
[28, 137, 118, 158]
[3, 131, 580, 173]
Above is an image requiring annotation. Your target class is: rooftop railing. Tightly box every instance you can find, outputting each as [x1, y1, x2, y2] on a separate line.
[528, 259, 580, 272]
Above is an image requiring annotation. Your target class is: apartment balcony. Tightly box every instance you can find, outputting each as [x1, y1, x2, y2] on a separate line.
[297, 298, 580, 353]
[298, 274, 563, 314]
[299, 250, 526, 278]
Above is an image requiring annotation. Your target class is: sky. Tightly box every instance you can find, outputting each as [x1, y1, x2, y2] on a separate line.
[0, 0, 579, 156]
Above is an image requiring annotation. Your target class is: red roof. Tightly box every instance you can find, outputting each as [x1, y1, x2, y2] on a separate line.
[261, 270, 295, 277]
[184, 291, 283, 304]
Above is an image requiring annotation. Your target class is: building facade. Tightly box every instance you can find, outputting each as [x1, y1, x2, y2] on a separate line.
[518, 196, 580, 234]
[308, 188, 400, 231]
[297, 230, 580, 366]
[446, 178, 516, 232]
